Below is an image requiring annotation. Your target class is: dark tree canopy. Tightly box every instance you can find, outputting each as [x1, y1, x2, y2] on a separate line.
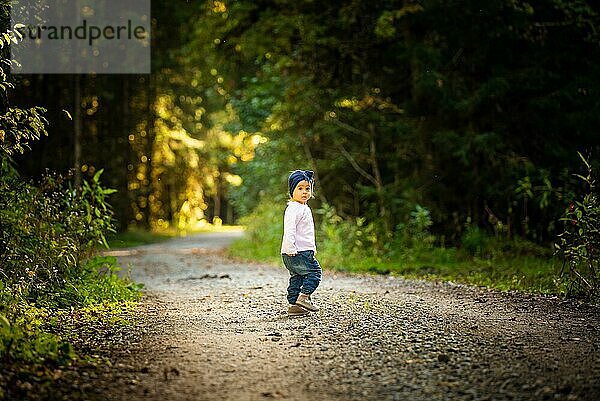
[7, 0, 600, 245]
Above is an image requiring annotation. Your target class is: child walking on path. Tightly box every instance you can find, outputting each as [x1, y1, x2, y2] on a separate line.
[281, 170, 322, 316]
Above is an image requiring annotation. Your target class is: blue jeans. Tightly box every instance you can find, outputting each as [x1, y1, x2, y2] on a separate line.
[281, 250, 322, 305]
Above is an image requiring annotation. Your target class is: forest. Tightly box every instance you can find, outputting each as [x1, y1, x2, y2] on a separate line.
[7, 0, 597, 233]
[6, 0, 599, 289]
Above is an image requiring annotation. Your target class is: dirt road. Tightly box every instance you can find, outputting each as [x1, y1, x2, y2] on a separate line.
[95, 231, 600, 401]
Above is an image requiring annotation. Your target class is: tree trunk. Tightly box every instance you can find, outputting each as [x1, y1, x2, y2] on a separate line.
[213, 172, 221, 223]
[368, 123, 390, 234]
[73, 74, 82, 188]
[300, 133, 328, 205]
[226, 199, 234, 224]
[143, 75, 156, 229]
[121, 76, 133, 228]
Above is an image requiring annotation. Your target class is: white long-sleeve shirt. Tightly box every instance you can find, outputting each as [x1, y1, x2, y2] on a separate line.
[280, 201, 316, 255]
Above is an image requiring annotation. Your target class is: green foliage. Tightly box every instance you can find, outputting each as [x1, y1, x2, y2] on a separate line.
[461, 226, 489, 256]
[190, 0, 600, 247]
[107, 229, 177, 248]
[0, 170, 119, 303]
[7, 0, 600, 245]
[45, 256, 143, 308]
[0, 308, 74, 366]
[460, 226, 551, 260]
[0, 24, 48, 157]
[0, 21, 142, 392]
[391, 204, 436, 250]
[207, 0, 596, 299]
[317, 203, 382, 267]
[0, 171, 141, 367]
[0, 169, 140, 366]
[227, 200, 283, 263]
[0, 106, 49, 155]
[0, 171, 141, 392]
[82, 169, 118, 247]
[0, 297, 141, 399]
[556, 152, 600, 299]
[229, 198, 562, 294]
[375, 5, 424, 38]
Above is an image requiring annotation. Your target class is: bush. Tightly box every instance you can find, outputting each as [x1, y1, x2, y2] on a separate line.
[0, 163, 140, 370]
[0, 168, 117, 304]
[317, 203, 380, 263]
[228, 198, 562, 293]
[555, 152, 600, 299]
[461, 226, 488, 256]
[227, 200, 382, 268]
[0, 304, 74, 366]
[227, 199, 283, 262]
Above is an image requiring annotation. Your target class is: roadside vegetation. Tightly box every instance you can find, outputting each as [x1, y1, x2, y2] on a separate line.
[0, 30, 141, 401]
[228, 201, 564, 295]
[0, 161, 142, 400]
[228, 153, 598, 299]
[0, 164, 142, 400]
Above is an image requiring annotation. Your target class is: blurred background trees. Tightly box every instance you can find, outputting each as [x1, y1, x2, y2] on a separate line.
[7, 0, 600, 248]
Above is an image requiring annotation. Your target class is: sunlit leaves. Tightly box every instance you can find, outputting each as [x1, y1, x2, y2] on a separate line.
[375, 5, 424, 38]
[61, 109, 72, 120]
[212, 1, 227, 13]
[0, 107, 48, 156]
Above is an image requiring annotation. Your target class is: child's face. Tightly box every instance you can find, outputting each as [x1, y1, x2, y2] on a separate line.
[292, 180, 311, 204]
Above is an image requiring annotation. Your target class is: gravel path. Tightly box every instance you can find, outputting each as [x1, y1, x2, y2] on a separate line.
[93, 231, 600, 401]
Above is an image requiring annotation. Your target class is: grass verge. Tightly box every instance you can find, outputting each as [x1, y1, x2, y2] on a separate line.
[227, 234, 563, 294]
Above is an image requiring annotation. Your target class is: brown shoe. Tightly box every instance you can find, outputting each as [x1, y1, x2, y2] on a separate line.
[287, 304, 309, 316]
[295, 296, 319, 312]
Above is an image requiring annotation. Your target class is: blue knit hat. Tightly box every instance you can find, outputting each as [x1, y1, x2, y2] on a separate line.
[288, 170, 314, 197]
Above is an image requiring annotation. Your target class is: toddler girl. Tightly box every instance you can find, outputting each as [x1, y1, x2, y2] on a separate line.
[281, 170, 322, 316]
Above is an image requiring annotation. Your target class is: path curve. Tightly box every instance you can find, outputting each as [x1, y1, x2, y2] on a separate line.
[97, 231, 600, 401]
